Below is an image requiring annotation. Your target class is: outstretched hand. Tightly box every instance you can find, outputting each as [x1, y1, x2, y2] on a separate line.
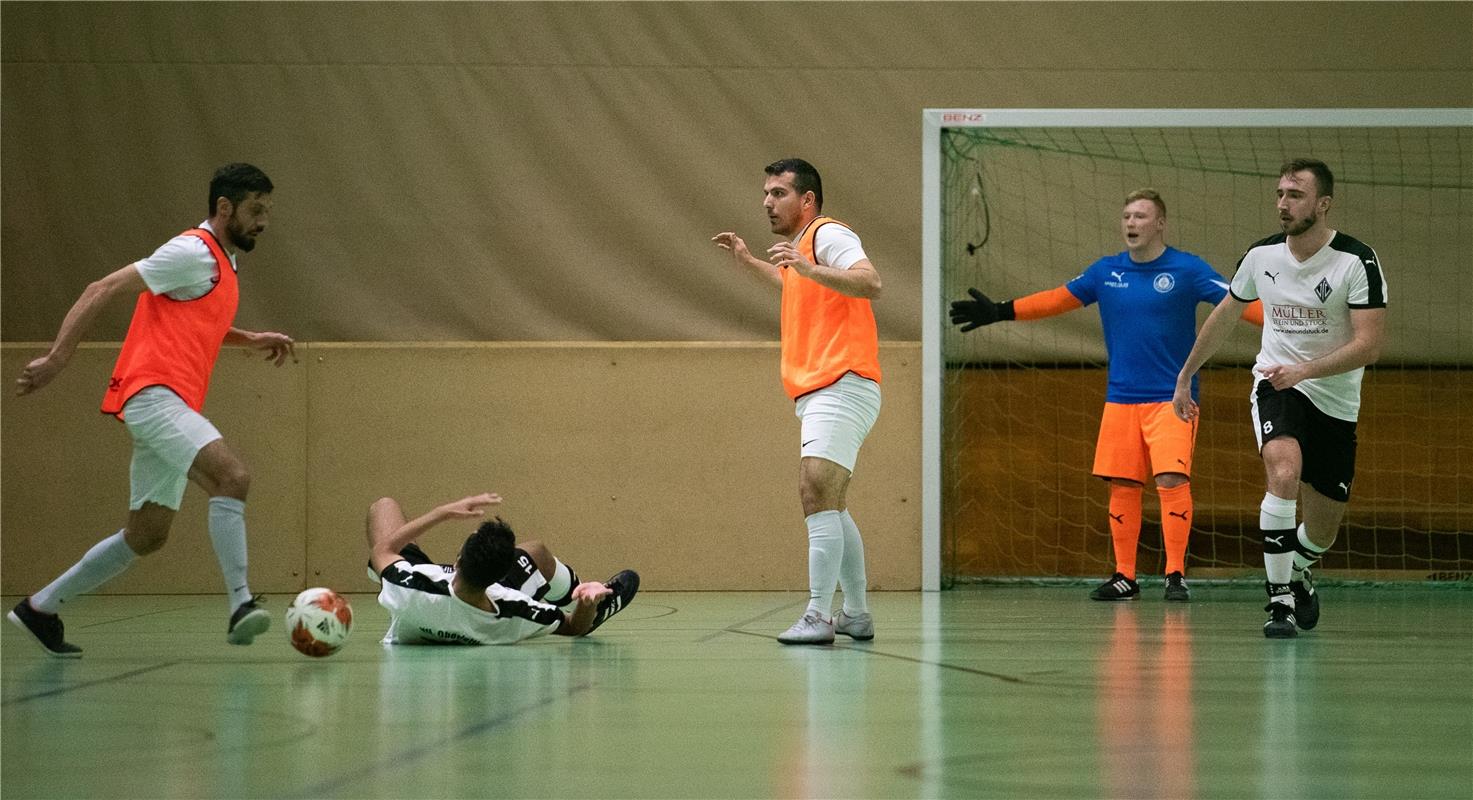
[440, 493, 502, 519]
[711, 231, 752, 262]
[571, 582, 612, 604]
[950, 287, 1002, 331]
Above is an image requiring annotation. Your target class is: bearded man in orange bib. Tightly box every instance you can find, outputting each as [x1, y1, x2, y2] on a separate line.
[9, 164, 295, 657]
[713, 158, 883, 645]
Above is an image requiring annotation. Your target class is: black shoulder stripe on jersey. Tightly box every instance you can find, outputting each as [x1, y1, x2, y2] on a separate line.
[1236, 232, 1287, 269]
[1329, 232, 1385, 307]
[1229, 288, 1255, 303]
[493, 597, 564, 626]
[382, 562, 451, 596]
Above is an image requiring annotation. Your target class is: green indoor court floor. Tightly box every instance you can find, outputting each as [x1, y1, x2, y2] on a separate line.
[3, 585, 1471, 799]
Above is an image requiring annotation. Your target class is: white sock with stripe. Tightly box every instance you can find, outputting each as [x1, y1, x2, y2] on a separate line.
[1260, 493, 1297, 603]
[1292, 523, 1328, 582]
[544, 560, 580, 610]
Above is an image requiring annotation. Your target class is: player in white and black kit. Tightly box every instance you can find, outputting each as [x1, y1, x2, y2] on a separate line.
[1173, 158, 1388, 638]
[366, 493, 639, 645]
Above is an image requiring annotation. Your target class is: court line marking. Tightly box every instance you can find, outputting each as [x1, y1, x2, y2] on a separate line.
[285, 682, 594, 799]
[695, 600, 807, 643]
[723, 629, 1028, 684]
[1, 661, 182, 706]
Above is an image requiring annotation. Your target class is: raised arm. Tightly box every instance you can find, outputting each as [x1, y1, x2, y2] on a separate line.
[1172, 294, 1249, 420]
[712, 231, 782, 288]
[367, 493, 502, 575]
[15, 264, 149, 396]
[950, 285, 1082, 331]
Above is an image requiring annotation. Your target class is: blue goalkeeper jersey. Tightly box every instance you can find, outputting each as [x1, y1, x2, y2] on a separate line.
[1065, 246, 1230, 404]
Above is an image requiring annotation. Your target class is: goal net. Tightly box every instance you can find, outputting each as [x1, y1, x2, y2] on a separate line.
[922, 110, 1473, 586]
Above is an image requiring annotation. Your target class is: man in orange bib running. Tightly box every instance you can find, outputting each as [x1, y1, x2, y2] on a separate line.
[9, 164, 295, 657]
[713, 158, 883, 645]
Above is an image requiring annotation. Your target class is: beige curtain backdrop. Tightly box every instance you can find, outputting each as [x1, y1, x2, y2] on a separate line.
[3, 2, 1470, 343]
[2, 3, 1469, 590]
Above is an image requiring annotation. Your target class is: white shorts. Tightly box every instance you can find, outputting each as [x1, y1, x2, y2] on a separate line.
[123, 386, 222, 510]
[794, 373, 881, 473]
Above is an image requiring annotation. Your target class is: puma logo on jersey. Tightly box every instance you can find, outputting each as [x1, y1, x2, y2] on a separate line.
[1108, 513, 1124, 524]
[1338, 482, 1349, 492]
[1264, 271, 1280, 283]
[1110, 271, 1125, 282]
[1168, 510, 1189, 520]
[1176, 459, 1187, 467]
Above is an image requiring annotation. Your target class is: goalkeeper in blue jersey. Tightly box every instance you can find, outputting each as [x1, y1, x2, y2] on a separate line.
[951, 189, 1262, 601]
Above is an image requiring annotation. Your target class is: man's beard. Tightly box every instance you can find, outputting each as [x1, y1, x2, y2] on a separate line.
[1282, 212, 1317, 236]
[228, 218, 257, 252]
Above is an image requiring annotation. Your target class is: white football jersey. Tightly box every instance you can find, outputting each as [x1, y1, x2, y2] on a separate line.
[377, 561, 563, 645]
[1229, 231, 1388, 421]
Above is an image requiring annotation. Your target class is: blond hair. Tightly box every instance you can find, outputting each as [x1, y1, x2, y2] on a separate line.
[1124, 188, 1166, 217]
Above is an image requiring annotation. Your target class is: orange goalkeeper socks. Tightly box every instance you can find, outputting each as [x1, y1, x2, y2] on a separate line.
[1108, 483, 1144, 580]
[1158, 483, 1192, 575]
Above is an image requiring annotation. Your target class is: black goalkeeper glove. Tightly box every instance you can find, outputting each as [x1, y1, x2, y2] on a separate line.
[949, 287, 1015, 331]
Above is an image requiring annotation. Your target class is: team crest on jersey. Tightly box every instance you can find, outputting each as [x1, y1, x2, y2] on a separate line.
[1153, 273, 1175, 293]
[1315, 277, 1333, 302]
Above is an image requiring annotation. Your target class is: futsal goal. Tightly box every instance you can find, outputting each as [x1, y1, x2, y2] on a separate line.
[921, 109, 1473, 590]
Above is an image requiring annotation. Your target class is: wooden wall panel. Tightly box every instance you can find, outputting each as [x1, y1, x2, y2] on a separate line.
[1, 345, 308, 595]
[1, 343, 921, 594]
[946, 367, 1473, 578]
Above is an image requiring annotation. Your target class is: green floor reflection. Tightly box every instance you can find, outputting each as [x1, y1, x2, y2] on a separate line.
[4, 585, 1470, 798]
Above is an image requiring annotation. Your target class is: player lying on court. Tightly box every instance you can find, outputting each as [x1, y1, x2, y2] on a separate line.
[366, 493, 638, 644]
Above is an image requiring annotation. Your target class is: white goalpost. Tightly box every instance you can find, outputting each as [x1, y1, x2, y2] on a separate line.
[921, 108, 1473, 590]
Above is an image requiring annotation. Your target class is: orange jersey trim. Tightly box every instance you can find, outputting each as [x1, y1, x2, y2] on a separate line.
[1240, 299, 1265, 326]
[1013, 285, 1084, 321]
[779, 216, 882, 400]
[100, 228, 239, 419]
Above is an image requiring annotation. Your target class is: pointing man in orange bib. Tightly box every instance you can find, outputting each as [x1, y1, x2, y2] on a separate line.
[714, 158, 883, 645]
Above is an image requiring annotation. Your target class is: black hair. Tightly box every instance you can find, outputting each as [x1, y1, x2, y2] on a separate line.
[208, 163, 274, 216]
[764, 158, 823, 210]
[1280, 158, 1334, 198]
[457, 517, 517, 588]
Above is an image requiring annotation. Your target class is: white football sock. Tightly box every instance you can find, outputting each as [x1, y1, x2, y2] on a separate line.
[1292, 523, 1328, 580]
[805, 510, 844, 619]
[1260, 493, 1297, 588]
[838, 509, 869, 615]
[544, 560, 580, 609]
[209, 497, 254, 609]
[31, 530, 138, 614]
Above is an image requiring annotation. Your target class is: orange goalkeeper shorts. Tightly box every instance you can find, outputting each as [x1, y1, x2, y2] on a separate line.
[1091, 401, 1198, 484]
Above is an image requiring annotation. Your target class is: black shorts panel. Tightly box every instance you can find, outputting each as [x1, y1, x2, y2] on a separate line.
[1252, 381, 1358, 501]
[499, 548, 547, 600]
